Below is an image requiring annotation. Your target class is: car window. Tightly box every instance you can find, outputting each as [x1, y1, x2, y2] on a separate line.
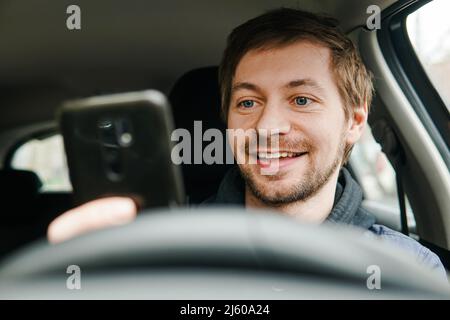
[11, 134, 72, 192]
[406, 0, 450, 111]
[350, 127, 416, 227]
[350, 127, 396, 204]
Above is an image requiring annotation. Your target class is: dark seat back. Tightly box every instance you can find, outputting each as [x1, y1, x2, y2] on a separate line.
[0, 169, 45, 258]
[169, 66, 234, 203]
[0, 169, 42, 223]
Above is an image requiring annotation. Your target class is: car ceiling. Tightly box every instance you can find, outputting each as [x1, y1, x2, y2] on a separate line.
[0, 0, 397, 134]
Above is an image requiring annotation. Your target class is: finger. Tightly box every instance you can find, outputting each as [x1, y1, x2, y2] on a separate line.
[47, 197, 137, 244]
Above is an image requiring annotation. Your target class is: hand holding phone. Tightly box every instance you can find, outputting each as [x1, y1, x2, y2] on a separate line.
[58, 90, 185, 209]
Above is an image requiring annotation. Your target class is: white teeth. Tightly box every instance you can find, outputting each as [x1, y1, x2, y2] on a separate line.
[258, 152, 297, 159]
[259, 153, 279, 159]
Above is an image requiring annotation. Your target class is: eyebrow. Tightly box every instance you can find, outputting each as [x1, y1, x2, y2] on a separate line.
[231, 78, 326, 95]
[284, 78, 325, 93]
[231, 82, 262, 94]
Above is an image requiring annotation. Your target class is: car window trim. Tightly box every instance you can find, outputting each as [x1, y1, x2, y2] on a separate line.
[377, 0, 450, 168]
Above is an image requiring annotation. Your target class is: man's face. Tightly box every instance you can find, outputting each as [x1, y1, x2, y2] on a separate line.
[227, 41, 359, 205]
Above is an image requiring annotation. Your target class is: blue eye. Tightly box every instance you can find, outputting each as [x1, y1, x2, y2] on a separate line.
[239, 100, 255, 108]
[294, 96, 310, 106]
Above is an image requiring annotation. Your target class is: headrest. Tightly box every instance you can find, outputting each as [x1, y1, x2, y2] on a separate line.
[0, 169, 42, 199]
[169, 66, 226, 133]
[169, 66, 234, 203]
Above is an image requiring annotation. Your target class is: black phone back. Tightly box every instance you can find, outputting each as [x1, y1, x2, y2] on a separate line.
[58, 90, 185, 208]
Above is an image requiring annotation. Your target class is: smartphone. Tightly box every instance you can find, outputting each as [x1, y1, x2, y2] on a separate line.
[58, 90, 185, 209]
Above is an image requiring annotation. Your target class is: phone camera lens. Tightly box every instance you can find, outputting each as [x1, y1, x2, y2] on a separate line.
[98, 119, 113, 129]
[119, 132, 133, 146]
[98, 118, 117, 146]
[116, 118, 133, 147]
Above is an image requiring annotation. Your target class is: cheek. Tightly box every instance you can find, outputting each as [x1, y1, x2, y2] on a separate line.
[227, 115, 254, 158]
[228, 112, 249, 132]
[295, 117, 343, 156]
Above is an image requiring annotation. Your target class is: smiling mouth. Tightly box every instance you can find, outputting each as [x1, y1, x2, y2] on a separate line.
[256, 151, 306, 160]
[250, 151, 308, 169]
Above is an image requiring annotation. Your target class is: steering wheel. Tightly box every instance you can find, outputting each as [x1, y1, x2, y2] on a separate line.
[0, 207, 448, 299]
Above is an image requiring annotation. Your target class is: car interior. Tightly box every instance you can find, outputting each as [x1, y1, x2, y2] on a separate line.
[0, 0, 449, 298]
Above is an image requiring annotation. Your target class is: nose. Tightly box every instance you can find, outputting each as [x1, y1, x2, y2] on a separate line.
[255, 102, 291, 139]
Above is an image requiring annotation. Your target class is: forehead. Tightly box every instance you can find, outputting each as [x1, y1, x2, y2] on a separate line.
[233, 41, 335, 90]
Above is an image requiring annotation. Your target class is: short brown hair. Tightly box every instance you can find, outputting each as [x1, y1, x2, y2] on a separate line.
[218, 8, 374, 163]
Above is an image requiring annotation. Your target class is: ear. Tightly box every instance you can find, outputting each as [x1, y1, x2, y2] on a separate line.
[345, 101, 368, 145]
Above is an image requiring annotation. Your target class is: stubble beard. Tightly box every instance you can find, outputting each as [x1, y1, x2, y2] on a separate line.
[238, 135, 346, 207]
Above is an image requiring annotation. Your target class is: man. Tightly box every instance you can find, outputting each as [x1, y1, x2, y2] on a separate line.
[47, 8, 446, 276]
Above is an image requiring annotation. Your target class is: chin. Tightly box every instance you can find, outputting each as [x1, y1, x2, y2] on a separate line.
[250, 176, 301, 201]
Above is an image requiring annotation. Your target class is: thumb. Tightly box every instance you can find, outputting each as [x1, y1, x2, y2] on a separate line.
[47, 197, 137, 244]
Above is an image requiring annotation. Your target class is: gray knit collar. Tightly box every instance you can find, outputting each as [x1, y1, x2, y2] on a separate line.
[211, 166, 375, 230]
